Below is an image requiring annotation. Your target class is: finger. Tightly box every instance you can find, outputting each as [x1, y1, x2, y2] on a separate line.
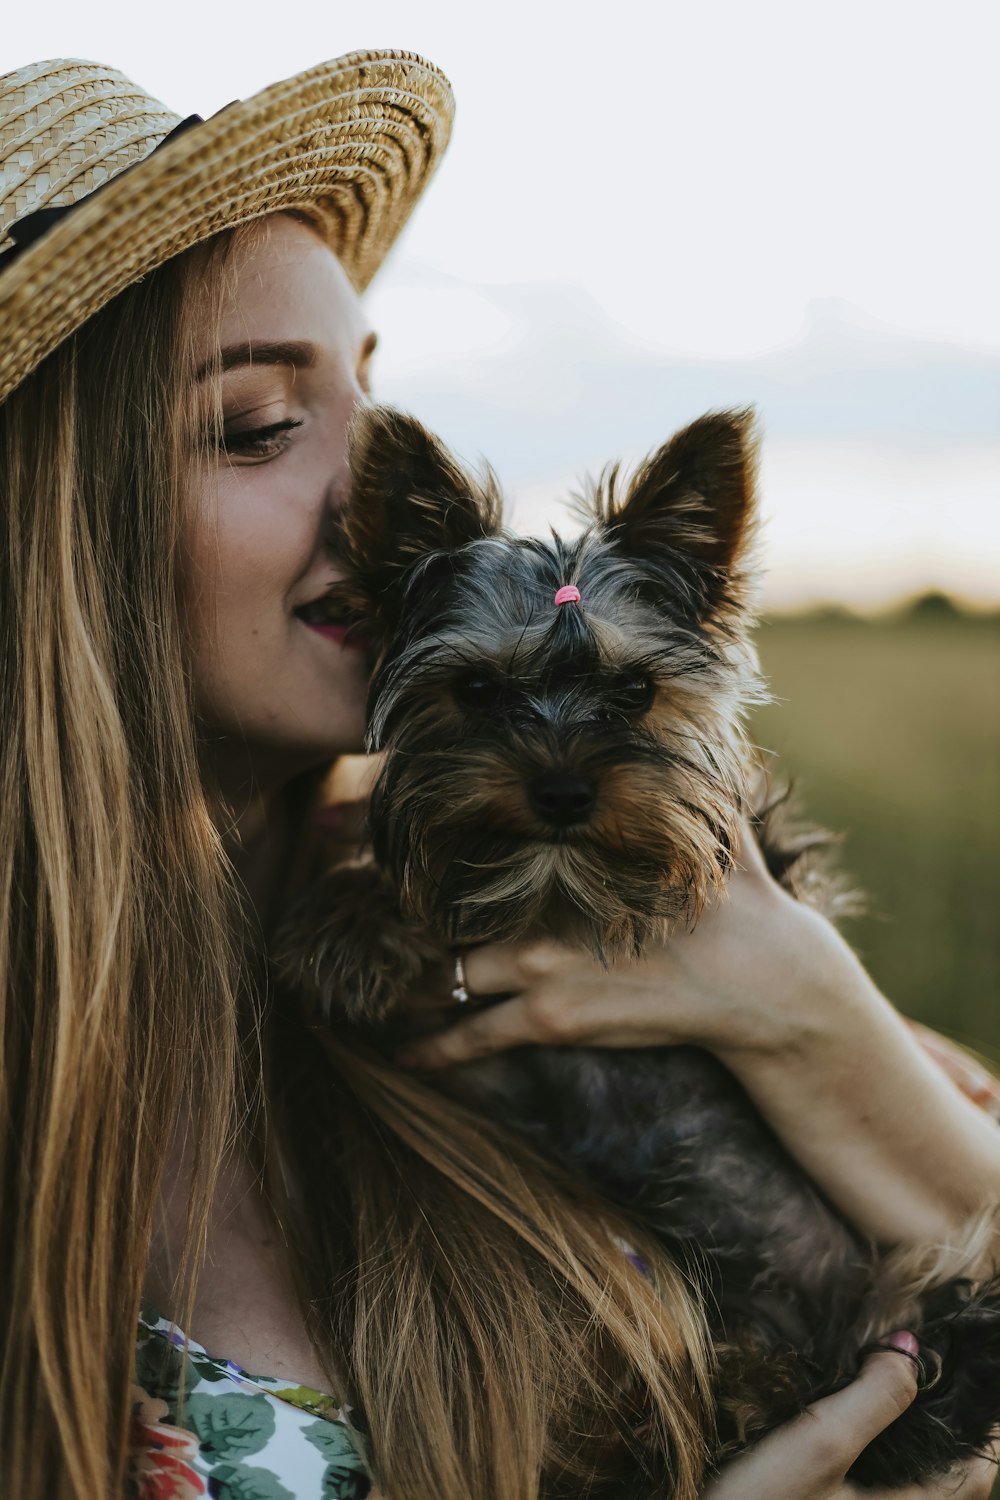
[314, 798, 368, 841]
[908, 1021, 1000, 1107]
[699, 1343, 921, 1500]
[460, 942, 531, 997]
[799, 1342, 921, 1474]
[395, 994, 542, 1070]
[398, 963, 494, 1016]
[327, 752, 384, 802]
[870, 1455, 1000, 1500]
[946, 1454, 999, 1498]
[461, 937, 576, 999]
[391, 984, 459, 1015]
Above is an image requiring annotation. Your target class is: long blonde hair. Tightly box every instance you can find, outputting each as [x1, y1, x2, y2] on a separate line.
[0, 223, 715, 1499]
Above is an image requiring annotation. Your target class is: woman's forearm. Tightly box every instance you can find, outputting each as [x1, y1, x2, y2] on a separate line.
[715, 923, 1000, 1251]
[396, 817, 1000, 1257]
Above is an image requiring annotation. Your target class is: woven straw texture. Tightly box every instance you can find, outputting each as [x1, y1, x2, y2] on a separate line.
[0, 54, 453, 402]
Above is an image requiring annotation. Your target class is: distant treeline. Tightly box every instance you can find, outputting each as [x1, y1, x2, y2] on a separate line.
[766, 591, 1000, 626]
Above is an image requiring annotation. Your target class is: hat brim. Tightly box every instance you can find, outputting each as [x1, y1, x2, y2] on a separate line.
[0, 51, 453, 402]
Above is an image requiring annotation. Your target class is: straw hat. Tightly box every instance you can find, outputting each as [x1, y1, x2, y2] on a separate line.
[0, 52, 453, 403]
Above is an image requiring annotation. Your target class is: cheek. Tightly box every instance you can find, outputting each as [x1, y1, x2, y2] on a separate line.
[180, 484, 305, 737]
[186, 477, 306, 636]
[180, 449, 368, 758]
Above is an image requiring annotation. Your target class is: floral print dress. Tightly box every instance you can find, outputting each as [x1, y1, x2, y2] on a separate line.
[128, 1025, 1000, 1499]
[129, 1308, 372, 1500]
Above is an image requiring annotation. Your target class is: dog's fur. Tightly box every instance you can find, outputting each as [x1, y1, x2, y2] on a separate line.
[274, 405, 1000, 1492]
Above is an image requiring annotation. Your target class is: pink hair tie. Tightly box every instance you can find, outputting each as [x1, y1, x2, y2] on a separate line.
[553, 585, 581, 607]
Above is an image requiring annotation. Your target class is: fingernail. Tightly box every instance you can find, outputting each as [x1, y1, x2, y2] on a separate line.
[880, 1330, 920, 1356]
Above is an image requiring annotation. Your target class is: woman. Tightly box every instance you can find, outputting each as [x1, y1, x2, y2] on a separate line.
[0, 55, 997, 1500]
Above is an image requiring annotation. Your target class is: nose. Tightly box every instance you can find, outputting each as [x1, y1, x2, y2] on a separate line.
[527, 771, 597, 827]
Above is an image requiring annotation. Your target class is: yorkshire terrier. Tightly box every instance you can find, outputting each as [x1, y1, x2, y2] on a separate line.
[274, 404, 1000, 1491]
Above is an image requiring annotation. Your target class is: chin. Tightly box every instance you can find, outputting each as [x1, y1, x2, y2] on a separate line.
[295, 720, 367, 764]
[229, 716, 366, 780]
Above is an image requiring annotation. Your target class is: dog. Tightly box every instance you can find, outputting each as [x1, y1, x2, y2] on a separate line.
[274, 403, 1000, 1491]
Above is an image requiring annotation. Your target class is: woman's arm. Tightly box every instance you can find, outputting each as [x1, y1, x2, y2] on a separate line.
[394, 824, 1000, 1252]
[698, 827, 1000, 1247]
[710, 927, 1000, 1249]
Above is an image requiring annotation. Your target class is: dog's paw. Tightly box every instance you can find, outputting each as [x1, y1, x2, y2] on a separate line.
[271, 860, 444, 1024]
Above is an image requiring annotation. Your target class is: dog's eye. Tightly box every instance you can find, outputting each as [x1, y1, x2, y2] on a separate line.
[608, 674, 655, 715]
[453, 671, 507, 715]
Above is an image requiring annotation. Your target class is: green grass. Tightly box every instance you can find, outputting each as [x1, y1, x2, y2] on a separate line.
[750, 611, 1000, 1059]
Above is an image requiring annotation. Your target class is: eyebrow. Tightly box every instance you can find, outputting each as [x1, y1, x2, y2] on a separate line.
[195, 340, 318, 382]
[195, 332, 378, 382]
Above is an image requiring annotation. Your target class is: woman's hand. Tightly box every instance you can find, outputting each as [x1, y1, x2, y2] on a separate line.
[393, 822, 1000, 1250]
[700, 1343, 997, 1500]
[391, 823, 874, 1066]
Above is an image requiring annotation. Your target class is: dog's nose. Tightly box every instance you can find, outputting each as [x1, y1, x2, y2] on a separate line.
[527, 772, 597, 827]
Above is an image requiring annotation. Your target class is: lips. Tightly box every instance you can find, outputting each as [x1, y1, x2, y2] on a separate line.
[302, 621, 361, 647]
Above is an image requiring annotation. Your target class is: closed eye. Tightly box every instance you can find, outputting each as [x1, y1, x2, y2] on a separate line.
[219, 419, 303, 461]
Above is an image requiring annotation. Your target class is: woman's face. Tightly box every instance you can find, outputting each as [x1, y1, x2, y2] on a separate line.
[186, 215, 376, 782]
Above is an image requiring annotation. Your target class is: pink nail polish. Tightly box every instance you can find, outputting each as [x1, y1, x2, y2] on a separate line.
[880, 1330, 920, 1356]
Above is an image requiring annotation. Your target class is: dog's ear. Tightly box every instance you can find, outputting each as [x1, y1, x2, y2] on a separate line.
[598, 408, 757, 616]
[338, 405, 502, 594]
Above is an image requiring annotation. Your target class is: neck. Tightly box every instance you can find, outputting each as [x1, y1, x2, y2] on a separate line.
[204, 742, 297, 941]
[233, 791, 292, 938]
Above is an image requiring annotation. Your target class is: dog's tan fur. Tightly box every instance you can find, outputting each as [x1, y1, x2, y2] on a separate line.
[273, 405, 1000, 1492]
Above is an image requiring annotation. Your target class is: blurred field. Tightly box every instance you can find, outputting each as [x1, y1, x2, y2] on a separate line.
[750, 601, 1000, 1061]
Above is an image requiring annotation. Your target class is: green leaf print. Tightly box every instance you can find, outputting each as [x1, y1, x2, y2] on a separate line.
[300, 1421, 363, 1464]
[269, 1383, 344, 1420]
[209, 1462, 295, 1500]
[185, 1391, 276, 1459]
[301, 1420, 370, 1498]
[319, 1464, 370, 1500]
[190, 1357, 230, 1383]
[134, 1333, 197, 1418]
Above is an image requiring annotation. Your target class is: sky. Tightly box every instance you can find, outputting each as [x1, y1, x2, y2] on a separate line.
[6, 0, 1000, 610]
